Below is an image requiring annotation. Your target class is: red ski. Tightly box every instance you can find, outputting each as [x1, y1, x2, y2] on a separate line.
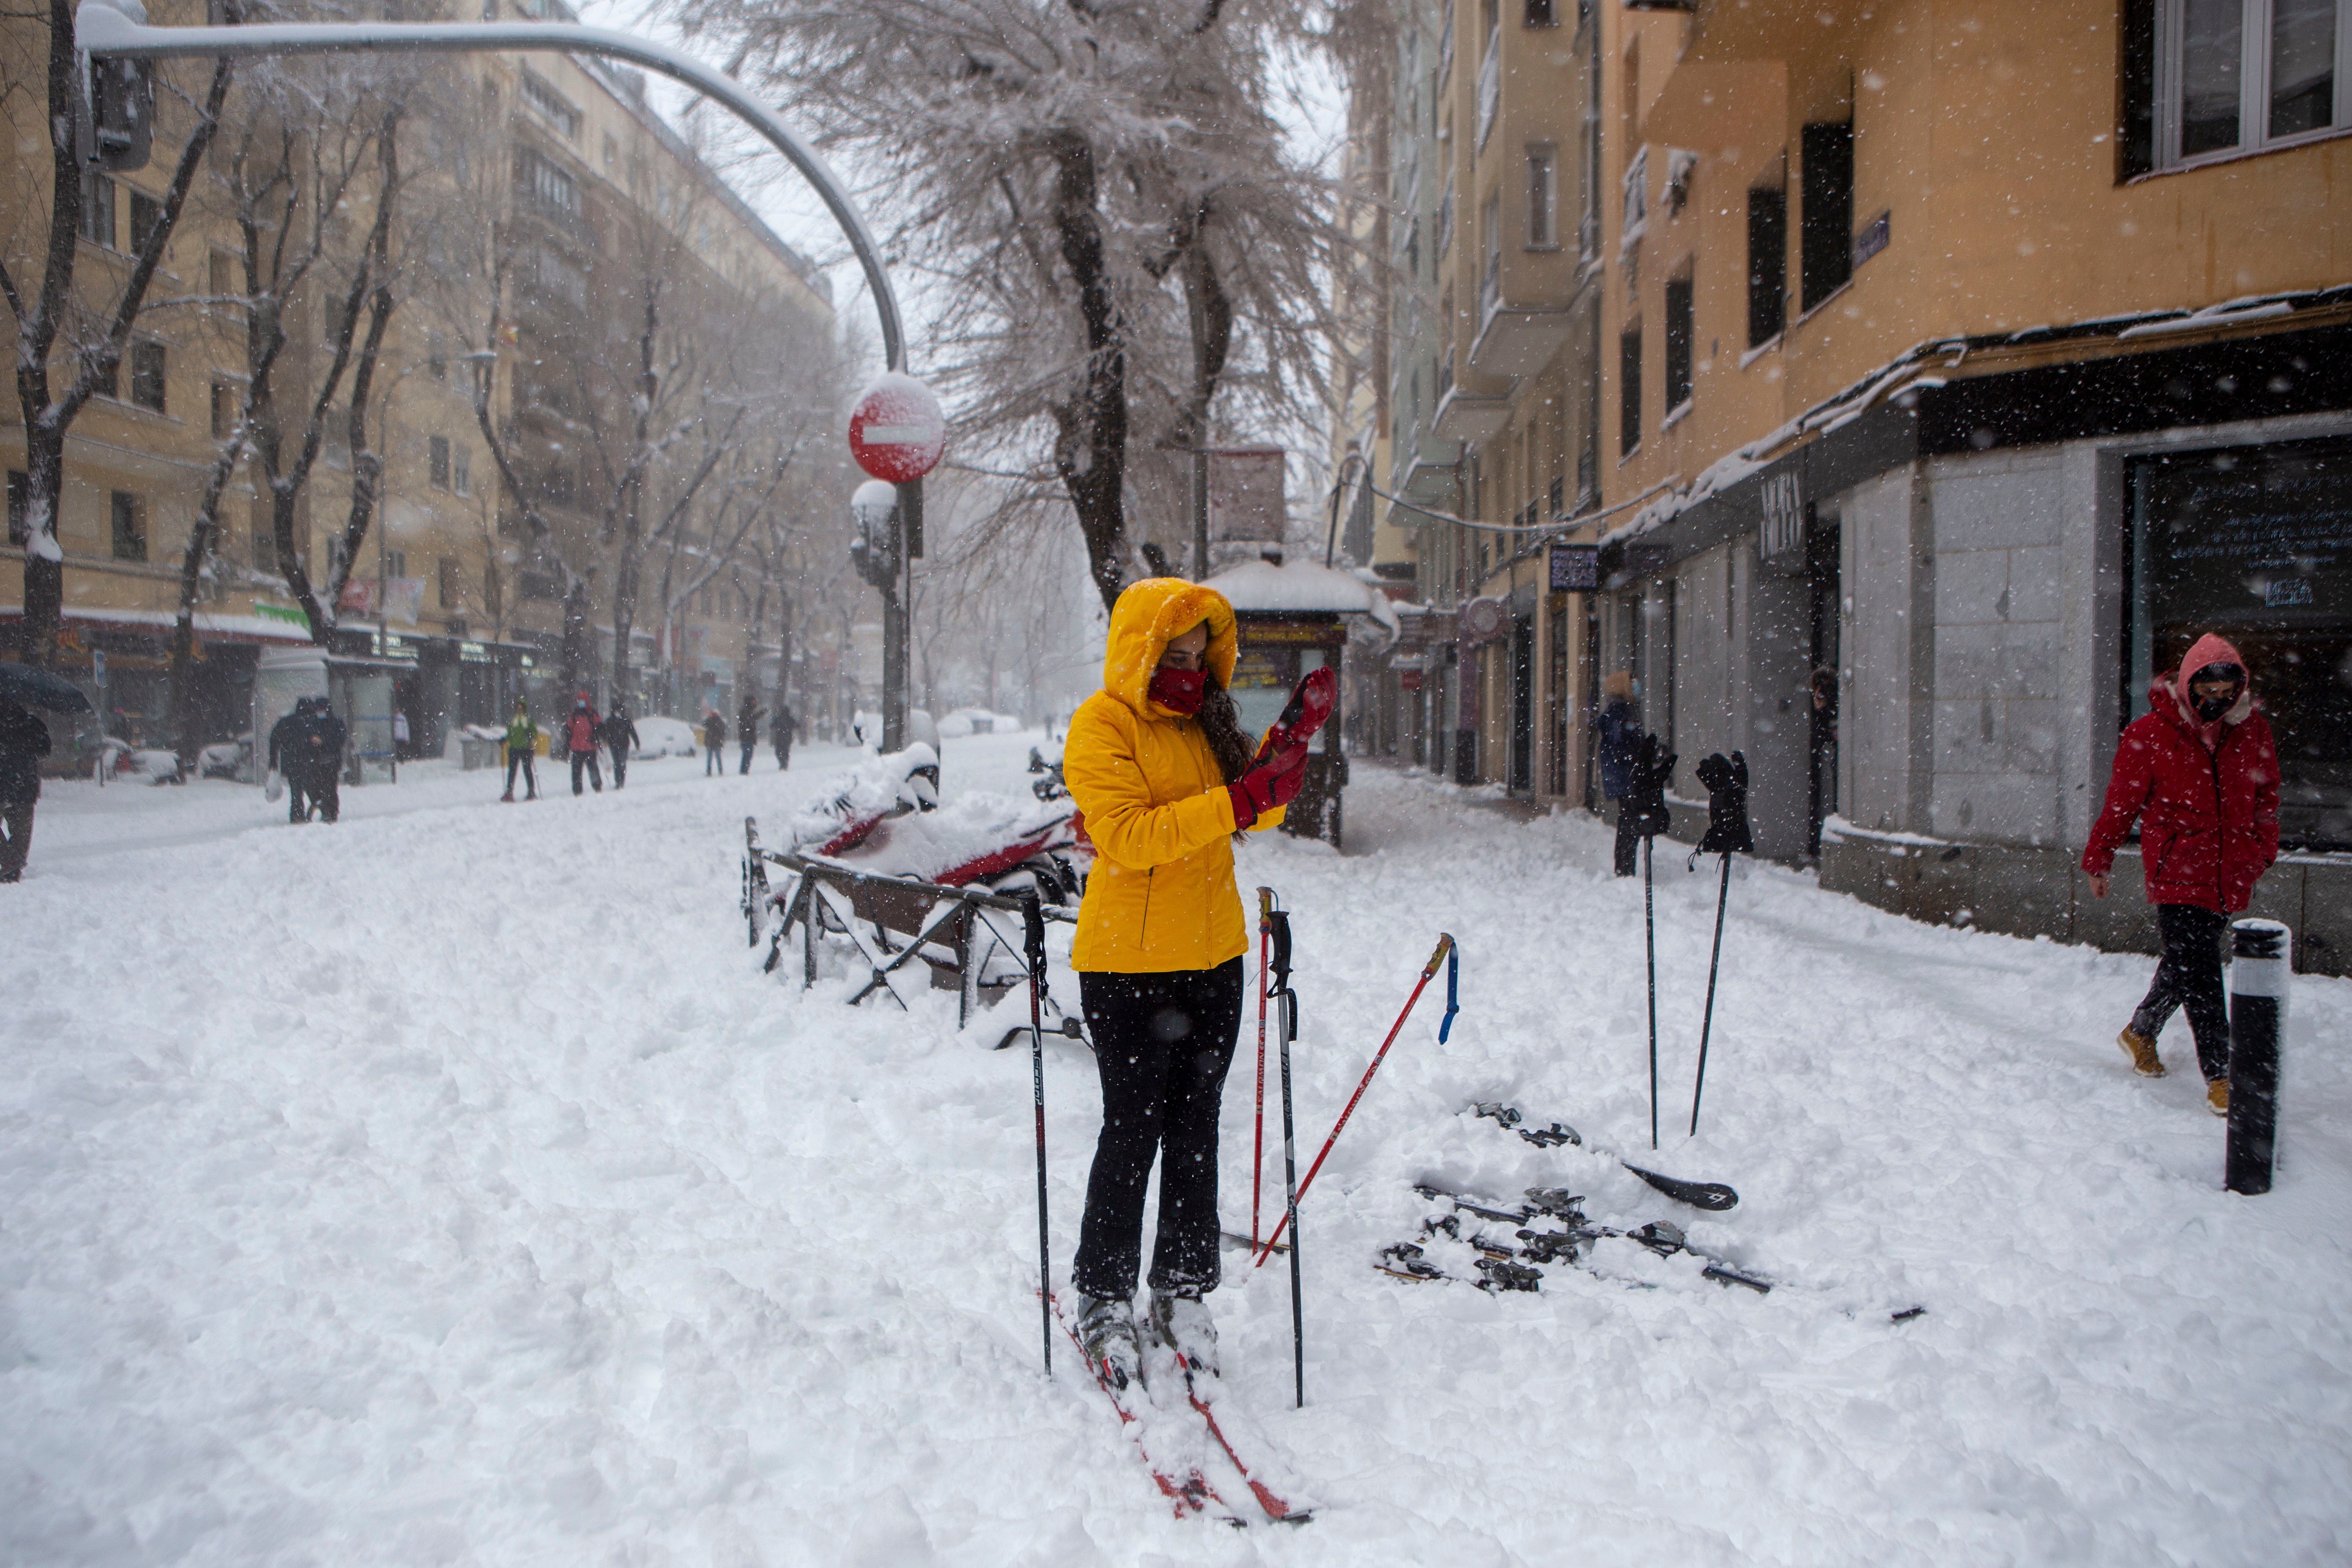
[1185, 1390, 1311, 1524]
[1046, 1293, 1244, 1525]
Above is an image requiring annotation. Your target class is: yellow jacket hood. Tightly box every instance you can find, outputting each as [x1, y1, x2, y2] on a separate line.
[1102, 578, 1238, 718]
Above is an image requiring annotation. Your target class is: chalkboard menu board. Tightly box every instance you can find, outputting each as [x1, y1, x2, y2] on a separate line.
[2128, 435, 2352, 847]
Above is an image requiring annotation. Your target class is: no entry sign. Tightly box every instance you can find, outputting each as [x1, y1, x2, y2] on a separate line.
[847, 372, 945, 484]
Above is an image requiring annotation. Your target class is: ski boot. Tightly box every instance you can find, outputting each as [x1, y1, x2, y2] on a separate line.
[1146, 1290, 1218, 1382]
[2117, 1026, 2165, 1078]
[1075, 1294, 1143, 1393]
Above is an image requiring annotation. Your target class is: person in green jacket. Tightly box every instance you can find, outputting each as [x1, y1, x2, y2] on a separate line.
[502, 697, 539, 802]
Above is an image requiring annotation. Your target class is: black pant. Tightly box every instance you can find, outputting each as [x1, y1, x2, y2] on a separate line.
[610, 747, 627, 789]
[2131, 903, 2232, 1083]
[774, 739, 791, 771]
[1611, 801, 1641, 878]
[571, 750, 603, 794]
[705, 747, 722, 776]
[305, 770, 340, 824]
[506, 751, 536, 797]
[739, 740, 755, 775]
[287, 771, 311, 822]
[0, 798, 33, 880]
[1072, 958, 1245, 1302]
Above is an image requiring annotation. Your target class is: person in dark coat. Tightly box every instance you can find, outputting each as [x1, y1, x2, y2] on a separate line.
[702, 709, 727, 776]
[737, 694, 763, 775]
[600, 702, 640, 789]
[772, 701, 798, 771]
[565, 692, 604, 795]
[0, 695, 53, 882]
[2084, 633, 2279, 1117]
[293, 697, 347, 823]
[267, 700, 313, 824]
[1593, 671, 1642, 877]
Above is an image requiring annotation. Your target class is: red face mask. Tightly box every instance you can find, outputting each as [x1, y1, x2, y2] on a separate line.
[1148, 664, 1206, 715]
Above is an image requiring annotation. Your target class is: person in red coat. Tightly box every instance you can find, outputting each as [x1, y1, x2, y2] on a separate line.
[566, 692, 605, 796]
[2082, 633, 2279, 1115]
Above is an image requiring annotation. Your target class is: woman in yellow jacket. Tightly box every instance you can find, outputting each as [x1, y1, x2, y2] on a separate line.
[1064, 578, 1309, 1391]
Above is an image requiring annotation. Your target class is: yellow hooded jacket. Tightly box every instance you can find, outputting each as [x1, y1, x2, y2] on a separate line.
[1067, 578, 1283, 973]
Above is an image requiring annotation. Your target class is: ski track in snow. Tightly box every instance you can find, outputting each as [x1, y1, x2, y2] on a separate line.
[3, 736, 2349, 1565]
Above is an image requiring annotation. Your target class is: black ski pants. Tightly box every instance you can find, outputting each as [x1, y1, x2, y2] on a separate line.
[571, 750, 603, 795]
[505, 751, 537, 798]
[1072, 957, 1245, 1303]
[0, 798, 34, 881]
[2130, 903, 2232, 1083]
[609, 747, 627, 789]
[1611, 801, 1640, 878]
[305, 769, 340, 824]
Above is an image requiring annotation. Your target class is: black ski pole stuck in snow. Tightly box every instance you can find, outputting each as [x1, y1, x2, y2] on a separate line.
[1645, 834, 1659, 1151]
[1688, 850, 1732, 1136]
[1266, 902, 1305, 1407]
[1686, 751, 1752, 1139]
[1022, 894, 1052, 1373]
[2226, 919, 2290, 1196]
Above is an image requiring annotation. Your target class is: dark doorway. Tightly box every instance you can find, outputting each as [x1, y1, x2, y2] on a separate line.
[1509, 616, 1534, 792]
[1805, 509, 1842, 857]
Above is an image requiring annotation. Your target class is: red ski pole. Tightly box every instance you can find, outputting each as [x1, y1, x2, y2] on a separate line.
[1253, 886, 1273, 1246]
[1255, 932, 1455, 1266]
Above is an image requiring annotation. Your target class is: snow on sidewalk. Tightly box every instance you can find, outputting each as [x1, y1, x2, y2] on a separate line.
[2, 743, 2347, 1565]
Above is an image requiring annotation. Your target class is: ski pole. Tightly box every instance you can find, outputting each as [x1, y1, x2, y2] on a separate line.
[1253, 885, 1273, 1247]
[1267, 902, 1305, 1408]
[1645, 834, 1659, 1152]
[1255, 932, 1455, 1265]
[1688, 851, 1732, 1137]
[1022, 894, 1052, 1375]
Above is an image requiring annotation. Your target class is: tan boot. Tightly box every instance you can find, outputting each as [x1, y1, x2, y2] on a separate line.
[2118, 1027, 2165, 1078]
[2206, 1078, 2229, 1118]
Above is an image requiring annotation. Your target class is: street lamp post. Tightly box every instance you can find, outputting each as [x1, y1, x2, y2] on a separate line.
[76, 1, 922, 743]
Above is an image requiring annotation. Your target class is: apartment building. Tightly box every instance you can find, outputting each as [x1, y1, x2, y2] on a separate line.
[1591, 0, 2351, 970]
[1, 0, 844, 764]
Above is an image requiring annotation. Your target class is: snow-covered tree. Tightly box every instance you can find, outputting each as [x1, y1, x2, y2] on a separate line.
[677, 0, 1365, 612]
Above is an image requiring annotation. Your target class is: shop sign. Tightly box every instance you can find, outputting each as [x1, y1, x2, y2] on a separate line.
[1548, 543, 1599, 591]
[252, 601, 309, 628]
[1207, 447, 1286, 542]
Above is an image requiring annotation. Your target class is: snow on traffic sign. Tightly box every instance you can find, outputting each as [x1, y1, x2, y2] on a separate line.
[847, 372, 945, 484]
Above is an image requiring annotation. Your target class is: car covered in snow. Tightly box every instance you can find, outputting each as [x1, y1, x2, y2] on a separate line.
[199, 734, 253, 780]
[628, 715, 701, 759]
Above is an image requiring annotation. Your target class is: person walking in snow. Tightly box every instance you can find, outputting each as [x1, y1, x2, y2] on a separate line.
[0, 695, 53, 882]
[1593, 670, 1642, 877]
[702, 709, 727, 776]
[600, 702, 640, 790]
[737, 693, 763, 776]
[772, 700, 798, 771]
[2084, 633, 2279, 1116]
[267, 700, 313, 824]
[293, 697, 347, 823]
[566, 692, 604, 795]
[1061, 578, 1306, 1393]
[502, 697, 539, 802]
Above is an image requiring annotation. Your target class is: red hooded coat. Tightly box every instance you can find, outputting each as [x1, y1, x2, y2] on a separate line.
[2082, 633, 2280, 913]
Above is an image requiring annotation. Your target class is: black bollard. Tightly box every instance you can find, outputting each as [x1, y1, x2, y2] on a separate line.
[2225, 919, 2291, 1196]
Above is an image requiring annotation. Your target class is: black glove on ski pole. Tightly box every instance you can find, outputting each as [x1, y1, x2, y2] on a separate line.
[1689, 752, 1750, 1136]
[1022, 894, 1051, 1374]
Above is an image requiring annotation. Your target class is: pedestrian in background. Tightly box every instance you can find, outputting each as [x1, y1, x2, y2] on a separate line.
[602, 702, 640, 790]
[1594, 671, 1641, 877]
[702, 709, 727, 776]
[2084, 633, 2279, 1117]
[267, 699, 312, 824]
[772, 701, 798, 771]
[502, 697, 539, 802]
[295, 697, 347, 823]
[567, 692, 604, 796]
[737, 693, 763, 775]
[0, 695, 53, 882]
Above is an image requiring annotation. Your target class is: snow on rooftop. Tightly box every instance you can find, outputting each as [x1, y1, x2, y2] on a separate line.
[1205, 555, 1384, 615]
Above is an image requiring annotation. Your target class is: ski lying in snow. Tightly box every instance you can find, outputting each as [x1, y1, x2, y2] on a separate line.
[1183, 1395, 1309, 1525]
[1135, 1331, 1314, 1527]
[1047, 1292, 1246, 1525]
[1403, 1183, 1774, 1294]
[1218, 1230, 1289, 1255]
[1470, 1102, 1740, 1211]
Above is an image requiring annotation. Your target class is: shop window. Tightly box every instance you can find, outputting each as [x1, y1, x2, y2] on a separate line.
[6, 471, 26, 546]
[1747, 183, 1787, 346]
[2125, 434, 2352, 847]
[111, 490, 145, 561]
[1618, 323, 1641, 455]
[1799, 120, 1852, 312]
[1663, 273, 1694, 415]
[129, 340, 166, 412]
[2126, 0, 2347, 173]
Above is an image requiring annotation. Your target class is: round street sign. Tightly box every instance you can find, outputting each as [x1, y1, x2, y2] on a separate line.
[847, 372, 946, 484]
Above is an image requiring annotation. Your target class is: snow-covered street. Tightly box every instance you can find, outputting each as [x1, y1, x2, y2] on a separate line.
[5, 731, 2349, 1565]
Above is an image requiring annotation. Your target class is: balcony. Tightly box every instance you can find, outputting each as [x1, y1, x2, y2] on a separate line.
[1469, 294, 1580, 379]
[1431, 379, 1511, 444]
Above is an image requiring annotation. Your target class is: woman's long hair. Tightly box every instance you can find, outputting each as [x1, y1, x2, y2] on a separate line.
[1196, 671, 1253, 785]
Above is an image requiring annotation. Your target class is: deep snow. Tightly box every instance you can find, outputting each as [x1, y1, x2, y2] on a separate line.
[4, 733, 2349, 1565]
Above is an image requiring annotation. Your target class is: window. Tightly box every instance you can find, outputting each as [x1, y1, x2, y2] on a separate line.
[80, 172, 116, 247]
[528, 243, 588, 307]
[1480, 189, 1502, 316]
[1663, 273, 1694, 414]
[520, 71, 582, 139]
[1747, 182, 1788, 346]
[208, 248, 242, 307]
[251, 499, 274, 571]
[1621, 144, 1649, 250]
[129, 340, 165, 412]
[516, 147, 580, 220]
[454, 447, 472, 497]
[110, 490, 145, 561]
[428, 337, 447, 380]
[387, 549, 407, 580]
[440, 555, 464, 608]
[1435, 172, 1455, 259]
[1526, 144, 1558, 247]
[211, 379, 238, 438]
[1799, 120, 1853, 312]
[429, 434, 451, 490]
[128, 190, 162, 254]
[6, 471, 26, 547]
[2130, 0, 2348, 172]
[1619, 324, 1642, 454]
[88, 349, 118, 401]
[1524, 0, 1556, 22]
[603, 132, 618, 168]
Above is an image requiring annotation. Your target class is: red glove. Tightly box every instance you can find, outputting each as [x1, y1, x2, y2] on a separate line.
[1229, 745, 1308, 829]
[1249, 667, 1337, 767]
